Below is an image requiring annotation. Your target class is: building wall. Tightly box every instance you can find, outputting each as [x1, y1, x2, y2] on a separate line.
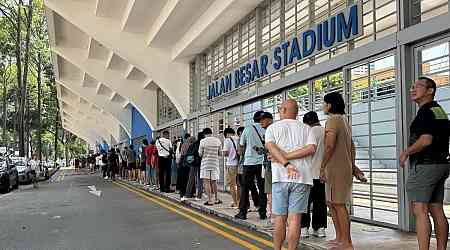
[155, 0, 450, 231]
[131, 106, 153, 147]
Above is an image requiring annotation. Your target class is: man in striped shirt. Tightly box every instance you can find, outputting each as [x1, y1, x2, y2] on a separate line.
[198, 128, 222, 206]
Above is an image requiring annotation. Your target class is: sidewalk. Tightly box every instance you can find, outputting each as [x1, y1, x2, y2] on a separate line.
[121, 180, 437, 250]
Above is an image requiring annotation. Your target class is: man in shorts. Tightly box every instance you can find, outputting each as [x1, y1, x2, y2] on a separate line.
[400, 77, 450, 250]
[198, 128, 222, 206]
[265, 99, 317, 250]
[222, 128, 240, 207]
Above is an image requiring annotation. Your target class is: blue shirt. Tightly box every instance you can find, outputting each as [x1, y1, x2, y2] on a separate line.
[240, 123, 265, 166]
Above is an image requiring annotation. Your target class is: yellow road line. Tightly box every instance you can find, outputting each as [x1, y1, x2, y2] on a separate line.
[116, 181, 277, 249]
[114, 181, 262, 250]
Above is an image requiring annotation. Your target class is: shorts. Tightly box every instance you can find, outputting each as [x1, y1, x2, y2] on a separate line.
[407, 163, 450, 203]
[140, 162, 146, 171]
[200, 168, 219, 181]
[226, 166, 237, 187]
[128, 162, 136, 170]
[264, 166, 272, 194]
[272, 182, 311, 215]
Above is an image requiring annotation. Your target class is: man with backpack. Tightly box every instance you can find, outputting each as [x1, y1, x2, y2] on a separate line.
[185, 133, 204, 200]
[156, 131, 173, 193]
[235, 111, 267, 220]
[222, 127, 240, 208]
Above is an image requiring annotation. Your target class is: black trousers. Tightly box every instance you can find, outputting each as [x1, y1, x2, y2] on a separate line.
[237, 173, 259, 208]
[301, 179, 327, 230]
[239, 165, 267, 216]
[178, 166, 190, 197]
[158, 157, 172, 192]
[102, 165, 108, 178]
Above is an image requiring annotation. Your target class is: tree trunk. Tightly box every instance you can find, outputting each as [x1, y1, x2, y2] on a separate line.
[20, 0, 34, 157]
[2, 77, 7, 146]
[37, 53, 42, 165]
[53, 105, 58, 166]
[15, 2, 23, 156]
[64, 131, 69, 168]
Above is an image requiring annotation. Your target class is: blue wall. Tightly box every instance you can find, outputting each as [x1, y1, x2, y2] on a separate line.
[131, 106, 152, 146]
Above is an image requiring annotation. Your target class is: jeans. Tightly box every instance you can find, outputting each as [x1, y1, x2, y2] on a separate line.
[171, 159, 178, 186]
[185, 166, 203, 198]
[239, 164, 267, 217]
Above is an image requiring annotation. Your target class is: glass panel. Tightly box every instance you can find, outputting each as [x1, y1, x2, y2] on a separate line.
[287, 83, 310, 120]
[421, 0, 448, 22]
[350, 54, 398, 225]
[313, 72, 344, 123]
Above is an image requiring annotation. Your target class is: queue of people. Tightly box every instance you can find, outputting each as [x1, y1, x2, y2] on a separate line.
[103, 76, 449, 250]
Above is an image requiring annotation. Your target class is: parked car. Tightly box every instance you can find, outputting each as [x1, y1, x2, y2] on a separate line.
[15, 160, 35, 184]
[0, 157, 19, 193]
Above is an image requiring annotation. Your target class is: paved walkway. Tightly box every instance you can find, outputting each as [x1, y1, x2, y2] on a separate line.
[121, 179, 440, 250]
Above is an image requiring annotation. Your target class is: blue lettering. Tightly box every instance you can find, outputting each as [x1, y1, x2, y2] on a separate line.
[219, 79, 225, 95]
[234, 69, 241, 88]
[251, 59, 260, 81]
[289, 37, 301, 64]
[245, 63, 252, 84]
[302, 30, 316, 58]
[225, 74, 232, 92]
[323, 17, 336, 47]
[281, 41, 290, 67]
[273, 47, 282, 70]
[337, 4, 358, 42]
[317, 23, 323, 50]
[240, 66, 247, 85]
[260, 55, 269, 77]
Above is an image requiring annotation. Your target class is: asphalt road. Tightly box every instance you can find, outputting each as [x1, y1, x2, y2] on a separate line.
[0, 169, 272, 250]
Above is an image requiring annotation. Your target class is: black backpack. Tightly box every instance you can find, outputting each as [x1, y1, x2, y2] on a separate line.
[183, 142, 200, 168]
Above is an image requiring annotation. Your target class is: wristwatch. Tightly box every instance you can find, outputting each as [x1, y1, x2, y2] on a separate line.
[283, 161, 291, 167]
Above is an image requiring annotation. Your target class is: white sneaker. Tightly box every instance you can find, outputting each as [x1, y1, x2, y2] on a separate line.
[105, 176, 109, 180]
[181, 197, 187, 201]
[312, 228, 326, 238]
[195, 197, 201, 201]
[301, 228, 310, 238]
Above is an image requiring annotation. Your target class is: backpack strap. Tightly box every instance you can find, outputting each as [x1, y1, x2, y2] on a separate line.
[252, 125, 265, 146]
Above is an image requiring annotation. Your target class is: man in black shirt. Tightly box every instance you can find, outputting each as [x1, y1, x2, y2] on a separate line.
[400, 77, 450, 250]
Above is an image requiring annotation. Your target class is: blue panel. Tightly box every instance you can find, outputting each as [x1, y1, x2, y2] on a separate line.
[131, 106, 153, 150]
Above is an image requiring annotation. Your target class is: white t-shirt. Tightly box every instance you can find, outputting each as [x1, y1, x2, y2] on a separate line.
[156, 138, 172, 157]
[309, 126, 325, 179]
[198, 136, 222, 171]
[265, 119, 316, 185]
[222, 136, 239, 166]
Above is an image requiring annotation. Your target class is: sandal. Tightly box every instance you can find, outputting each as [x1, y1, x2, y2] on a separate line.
[204, 201, 214, 206]
[214, 199, 222, 205]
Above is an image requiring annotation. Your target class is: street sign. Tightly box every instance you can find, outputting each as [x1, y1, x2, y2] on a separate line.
[14, 151, 19, 156]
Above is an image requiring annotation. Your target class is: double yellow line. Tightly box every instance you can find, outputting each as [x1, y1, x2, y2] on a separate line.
[114, 181, 278, 250]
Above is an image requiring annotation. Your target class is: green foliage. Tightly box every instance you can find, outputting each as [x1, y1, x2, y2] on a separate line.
[0, 0, 87, 160]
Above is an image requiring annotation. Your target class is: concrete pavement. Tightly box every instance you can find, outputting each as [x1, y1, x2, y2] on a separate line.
[0, 169, 272, 250]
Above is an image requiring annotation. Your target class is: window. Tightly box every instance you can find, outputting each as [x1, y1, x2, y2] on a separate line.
[349, 55, 398, 225]
[421, 0, 448, 22]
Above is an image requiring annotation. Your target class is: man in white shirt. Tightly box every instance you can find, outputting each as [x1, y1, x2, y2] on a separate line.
[265, 99, 317, 250]
[156, 131, 173, 193]
[300, 111, 327, 238]
[222, 127, 240, 207]
[199, 128, 222, 206]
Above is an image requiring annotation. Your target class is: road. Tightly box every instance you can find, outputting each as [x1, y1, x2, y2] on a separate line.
[0, 169, 274, 250]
